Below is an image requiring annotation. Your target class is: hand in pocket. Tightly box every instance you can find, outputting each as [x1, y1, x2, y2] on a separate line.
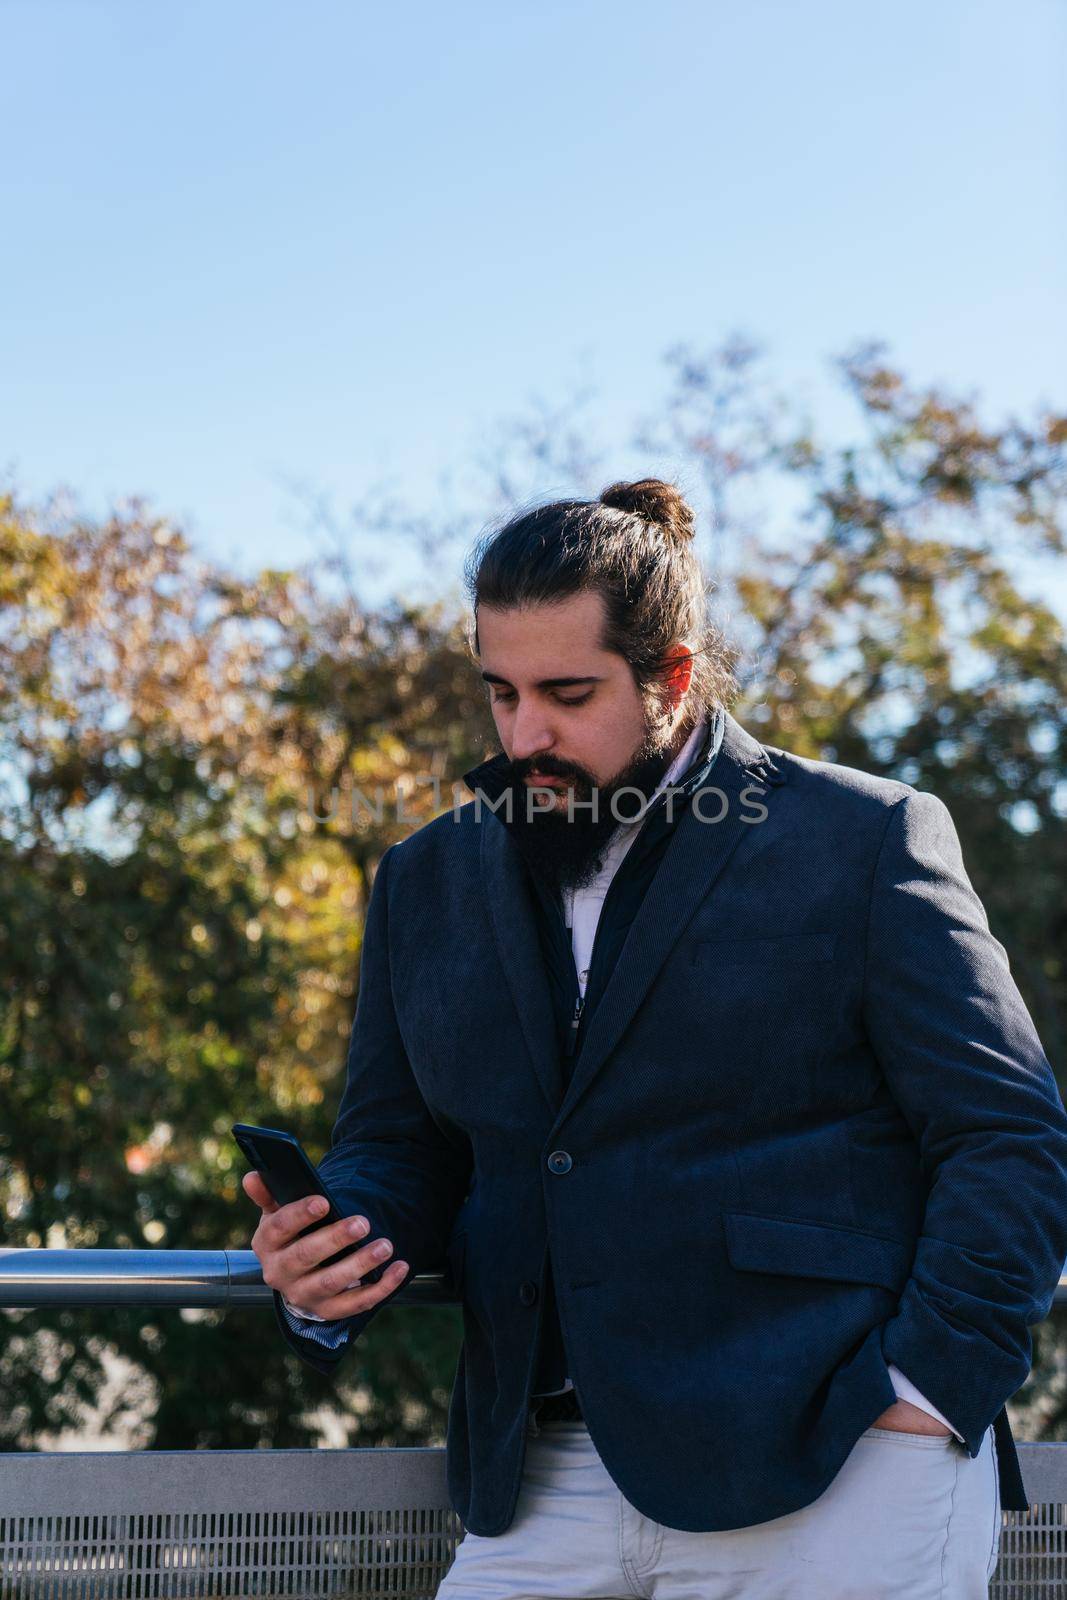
[871, 1398, 952, 1437]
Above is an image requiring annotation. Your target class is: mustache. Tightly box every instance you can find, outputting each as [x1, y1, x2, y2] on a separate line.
[510, 759, 589, 784]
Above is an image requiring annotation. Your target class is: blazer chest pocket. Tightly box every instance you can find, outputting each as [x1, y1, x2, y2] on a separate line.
[722, 1210, 911, 1294]
[690, 932, 837, 966]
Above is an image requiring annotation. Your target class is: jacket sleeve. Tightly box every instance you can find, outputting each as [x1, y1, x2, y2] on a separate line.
[863, 788, 1067, 1457]
[274, 840, 472, 1373]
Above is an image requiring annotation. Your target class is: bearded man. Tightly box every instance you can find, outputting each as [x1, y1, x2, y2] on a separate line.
[246, 477, 1067, 1598]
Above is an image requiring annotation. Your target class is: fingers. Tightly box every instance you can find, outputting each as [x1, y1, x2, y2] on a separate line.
[298, 1257, 410, 1320]
[248, 1188, 412, 1318]
[261, 1193, 334, 1249]
[285, 1224, 394, 1291]
[280, 1220, 411, 1315]
[278, 1207, 374, 1276]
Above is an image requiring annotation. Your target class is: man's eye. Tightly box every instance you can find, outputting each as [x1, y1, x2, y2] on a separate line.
[489, 691, 592, 707]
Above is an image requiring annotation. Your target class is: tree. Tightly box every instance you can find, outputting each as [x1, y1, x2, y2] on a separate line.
[0, 491, 488, 1448]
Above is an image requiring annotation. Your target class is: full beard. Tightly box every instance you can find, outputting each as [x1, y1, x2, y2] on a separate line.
[501, 707, 684, 898]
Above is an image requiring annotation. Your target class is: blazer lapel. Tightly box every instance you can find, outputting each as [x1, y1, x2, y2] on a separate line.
[480, 812, 565, 1114]
[553, 710, 782, 1128]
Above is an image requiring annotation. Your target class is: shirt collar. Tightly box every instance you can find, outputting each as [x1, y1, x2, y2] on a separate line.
[644, 707, 718, 808]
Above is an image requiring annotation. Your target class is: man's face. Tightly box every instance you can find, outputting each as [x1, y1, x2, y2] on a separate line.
[475, 591, 687, 894]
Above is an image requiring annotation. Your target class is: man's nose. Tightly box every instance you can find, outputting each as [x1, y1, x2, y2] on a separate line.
[510, 706, 556, 764]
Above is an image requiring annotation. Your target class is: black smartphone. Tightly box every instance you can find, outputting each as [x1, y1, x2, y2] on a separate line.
[232, 1123, 388, 1282]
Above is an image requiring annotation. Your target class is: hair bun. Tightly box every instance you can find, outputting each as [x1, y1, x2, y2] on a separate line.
[598, 478, 695, 542]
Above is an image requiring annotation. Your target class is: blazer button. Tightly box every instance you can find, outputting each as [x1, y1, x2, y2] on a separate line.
[519, 1281, 538, 1306]
[547, 1150, 572, 1174]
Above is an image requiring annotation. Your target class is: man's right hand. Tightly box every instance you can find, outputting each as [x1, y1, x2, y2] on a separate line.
[243, 1170, 410, 1320]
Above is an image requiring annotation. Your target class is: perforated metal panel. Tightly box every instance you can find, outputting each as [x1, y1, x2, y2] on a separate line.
[0, 1507, 464, 1597]
[989, 1445, 1067, 1597]
[0, 1450, 464, 1598]
[992, 1503, 1067, 1597]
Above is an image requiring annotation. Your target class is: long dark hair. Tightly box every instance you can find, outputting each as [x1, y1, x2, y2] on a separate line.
[463, 477, 739, 718]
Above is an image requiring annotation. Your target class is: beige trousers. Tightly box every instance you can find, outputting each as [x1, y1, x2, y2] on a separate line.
[437, 1417, 1001, 1599]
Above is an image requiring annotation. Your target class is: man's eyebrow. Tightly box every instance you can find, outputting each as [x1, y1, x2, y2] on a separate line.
[480, 671, 605, 689]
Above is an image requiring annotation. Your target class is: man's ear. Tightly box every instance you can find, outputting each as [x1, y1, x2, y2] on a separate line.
[660, 644, 695, 710]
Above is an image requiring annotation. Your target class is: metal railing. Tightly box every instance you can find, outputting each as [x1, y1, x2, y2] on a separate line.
[2, 1248, 1065, 1309]
[3, 1250, 1067, 1597]
[0, 1247, 452, 1309]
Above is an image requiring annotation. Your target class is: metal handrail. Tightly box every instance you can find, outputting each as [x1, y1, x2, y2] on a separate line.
[0, 1248, 453, 1308]
[1, 1247, 1065, 1310]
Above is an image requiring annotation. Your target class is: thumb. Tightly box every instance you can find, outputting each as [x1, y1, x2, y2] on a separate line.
[242, 1169, 279, 1214]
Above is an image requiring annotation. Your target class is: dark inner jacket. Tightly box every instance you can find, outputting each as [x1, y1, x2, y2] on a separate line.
[460, 705, 728, 1394]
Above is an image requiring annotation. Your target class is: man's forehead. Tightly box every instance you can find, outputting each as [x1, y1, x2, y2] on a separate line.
[478, 591, 604, 635]
[477, 597, 616, 683]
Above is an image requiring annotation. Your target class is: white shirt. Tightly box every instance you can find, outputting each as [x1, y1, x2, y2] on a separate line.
[287, 713, 960, 1438]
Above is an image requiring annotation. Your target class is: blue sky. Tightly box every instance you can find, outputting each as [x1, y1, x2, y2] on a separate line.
[1, 0, 1064, 604]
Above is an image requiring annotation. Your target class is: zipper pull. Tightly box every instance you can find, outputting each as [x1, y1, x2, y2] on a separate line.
[565, 994, 585, 1057]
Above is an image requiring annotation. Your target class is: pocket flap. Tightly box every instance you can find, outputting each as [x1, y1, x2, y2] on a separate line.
[690, 932, 837, 964]
[723, 1210, 911, 1293]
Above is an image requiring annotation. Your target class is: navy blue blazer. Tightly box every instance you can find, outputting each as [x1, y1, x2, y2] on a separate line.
[273, 709, 1067, 1535]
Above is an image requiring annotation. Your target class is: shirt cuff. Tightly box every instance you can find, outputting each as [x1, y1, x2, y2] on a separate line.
[886, 1362, 963, 1441]
[279, 1296, 351, 1350]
